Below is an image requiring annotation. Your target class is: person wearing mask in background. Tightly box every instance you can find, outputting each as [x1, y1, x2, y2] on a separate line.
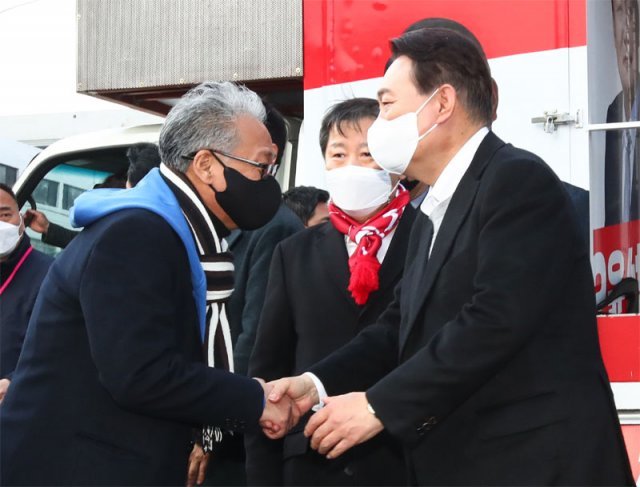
[266, 28, 633, 486]
[0, 183, 53, 404]
[246, 98, 413, 486]
[0, 82, 299, 486]
[227, 103, 304, 378]
[207, 103, 303, 486]
[25, 144, 161, 249]
[282, 186, 330, 227]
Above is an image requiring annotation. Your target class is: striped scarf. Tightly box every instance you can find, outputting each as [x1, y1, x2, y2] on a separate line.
[159, 164, 234, 451]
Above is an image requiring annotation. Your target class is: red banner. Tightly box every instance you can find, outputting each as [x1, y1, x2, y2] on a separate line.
[597, 315, 640, 382]
[593, 221, 640, 313]
[303, 0, 586, 89]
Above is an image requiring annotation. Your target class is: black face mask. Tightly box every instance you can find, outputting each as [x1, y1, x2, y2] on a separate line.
[213, 164, 281, 230]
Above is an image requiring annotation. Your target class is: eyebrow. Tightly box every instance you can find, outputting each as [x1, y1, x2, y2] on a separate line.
[258, 148, 277, 159]
[377, 88, 392, 100]
[0, 205, 13, 212]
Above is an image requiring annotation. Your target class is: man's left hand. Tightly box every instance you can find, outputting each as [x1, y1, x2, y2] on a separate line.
[304, 392, 384, 459]
[186, 443, 209, 487]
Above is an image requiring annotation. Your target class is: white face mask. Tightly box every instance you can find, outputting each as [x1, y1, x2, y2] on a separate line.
[367, 88, 440, 175]
[325, 165, 394, 220]
[0, 214, 23, 258]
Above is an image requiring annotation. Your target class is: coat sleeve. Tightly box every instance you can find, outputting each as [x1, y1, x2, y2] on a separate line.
[245, 243, 296, 485]
[367, 157, 581, 445]
[78, 211, 264, 430]
[43, 223, 79, 249]
[307, 282, 402, 395]
[233, 217, 302, 375]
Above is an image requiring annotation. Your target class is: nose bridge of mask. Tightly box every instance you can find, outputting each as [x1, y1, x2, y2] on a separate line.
[326, 165, 392, 208]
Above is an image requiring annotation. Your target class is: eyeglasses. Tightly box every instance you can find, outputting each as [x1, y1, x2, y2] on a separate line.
[181, 149, 279, 178]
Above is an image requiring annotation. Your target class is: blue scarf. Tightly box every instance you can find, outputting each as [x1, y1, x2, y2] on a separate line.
[71, 168, 208, 342]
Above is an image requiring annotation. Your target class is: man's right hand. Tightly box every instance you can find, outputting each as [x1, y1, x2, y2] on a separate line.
[255, 378, 301, 440]
[24, 209, 49, 235]
[263, 374, 319, 438]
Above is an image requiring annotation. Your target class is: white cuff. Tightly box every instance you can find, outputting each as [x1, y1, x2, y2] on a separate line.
[303, 372, 328, 411]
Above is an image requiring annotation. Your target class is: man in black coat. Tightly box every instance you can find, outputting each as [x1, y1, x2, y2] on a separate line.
[0, 82, 297, 486]
[246, 98, 411, 486]
[0, 184, 53, 402]
[227, 103, 304, 377]
[266, 28, 634, 485]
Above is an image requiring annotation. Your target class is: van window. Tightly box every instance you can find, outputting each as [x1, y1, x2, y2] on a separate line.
[0, 164, 17, 187]
[23, 149, 129, 257]
[62, 184, 84, 211]
[33, 179, 59, 207]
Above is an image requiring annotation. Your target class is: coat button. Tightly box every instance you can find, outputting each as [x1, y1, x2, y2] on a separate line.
[417, 416, 437, 435]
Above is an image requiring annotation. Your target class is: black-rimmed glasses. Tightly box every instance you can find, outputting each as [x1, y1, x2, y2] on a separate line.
[181, 149, 279, 178]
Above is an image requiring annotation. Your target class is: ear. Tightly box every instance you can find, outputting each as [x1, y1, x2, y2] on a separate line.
[433, 84, 457, 124]
[491, 78, 499, 121]
[189, 150, 227, 191]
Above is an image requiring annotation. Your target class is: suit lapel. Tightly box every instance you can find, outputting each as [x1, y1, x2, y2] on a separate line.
[399, 132, 505, 352]
[315, 223, 358, 310]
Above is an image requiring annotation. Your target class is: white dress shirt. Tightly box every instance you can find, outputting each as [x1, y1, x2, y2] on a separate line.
[307, 127, 490, 407]
[421, 127, 489, 254]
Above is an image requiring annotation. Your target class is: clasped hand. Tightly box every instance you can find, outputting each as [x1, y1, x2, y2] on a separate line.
[259, 376, 384, 459]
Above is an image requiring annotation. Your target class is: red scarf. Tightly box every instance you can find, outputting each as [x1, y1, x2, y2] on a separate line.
[329, 186, 410, 305]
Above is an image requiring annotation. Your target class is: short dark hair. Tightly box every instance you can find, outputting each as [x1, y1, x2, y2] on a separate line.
[385, 18, 487, 72]
[283, 186, 330, 225]
[0, 183, 17, 204]
[390, 27, 493, 125]
[319, 98, 380, 155]
[126, 143, 161, 187]
[263, 101, 288, 167]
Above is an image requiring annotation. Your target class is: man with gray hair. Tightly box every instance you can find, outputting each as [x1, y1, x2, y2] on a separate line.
[0, 82, 297, 486]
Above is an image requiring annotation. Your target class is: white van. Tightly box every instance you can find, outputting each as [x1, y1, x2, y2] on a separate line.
[12, 121, 301, 256]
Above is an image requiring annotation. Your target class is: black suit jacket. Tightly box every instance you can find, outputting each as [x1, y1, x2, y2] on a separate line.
[604, 91, 640, 226]
[227, 203, 304, 375]
[562, 182, 589, 245]
[0, 235, 52, 380]
[246, 206, 415, 486]
[0, 209, 264, 486]
[311, 132, 634, 486]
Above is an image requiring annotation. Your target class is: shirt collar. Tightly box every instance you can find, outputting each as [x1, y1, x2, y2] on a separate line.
[421, 126, 489, 217]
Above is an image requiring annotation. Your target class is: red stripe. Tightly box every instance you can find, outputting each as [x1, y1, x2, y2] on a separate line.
[304, 0, 586, 90]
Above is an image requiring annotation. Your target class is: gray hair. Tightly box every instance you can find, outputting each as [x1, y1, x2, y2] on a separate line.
[159, 81, 266, 172]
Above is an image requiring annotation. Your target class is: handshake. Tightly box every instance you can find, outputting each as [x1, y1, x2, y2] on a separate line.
[254, 374, 384, 460]
[255, 374, 318, 440]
